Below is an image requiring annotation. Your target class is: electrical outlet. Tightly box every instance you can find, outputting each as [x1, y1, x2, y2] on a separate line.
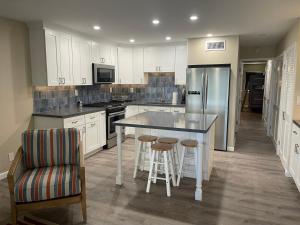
[74, 89, 78, 97]
[297, 96, 300, 106]
[109, 87, 113, 93]
[8, 152, 15, 162]
[130, 87, 134, 93]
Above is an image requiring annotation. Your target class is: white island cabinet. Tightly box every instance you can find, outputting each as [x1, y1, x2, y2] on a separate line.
[114, 111, 217, 201]
[33, 111, 106, 156]
[289, 122, 300, 191]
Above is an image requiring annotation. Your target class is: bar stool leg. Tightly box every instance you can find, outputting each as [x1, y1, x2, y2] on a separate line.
[163, 151, 171, 197]
[168, 151, 176, 187]
[153, 151, 159, 183]
[133, 141, 143, 178]
[174, 143, 180, 171]
[176, 146, 186, 186]
[146, 150, 156, 193]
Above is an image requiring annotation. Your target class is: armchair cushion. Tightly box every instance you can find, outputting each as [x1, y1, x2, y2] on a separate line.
[14, 165, 81, 203]
[22, 128, 80, 169]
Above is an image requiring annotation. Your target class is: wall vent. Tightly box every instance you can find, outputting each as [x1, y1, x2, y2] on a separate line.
[205, 40, 226, 51]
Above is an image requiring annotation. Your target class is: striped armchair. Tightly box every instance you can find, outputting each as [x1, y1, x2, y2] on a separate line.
[7, 128, 87, 225]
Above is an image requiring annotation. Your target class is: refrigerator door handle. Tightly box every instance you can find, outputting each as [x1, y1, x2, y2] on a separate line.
[202, 73, 205, 114]
[205, 73, 208, 109]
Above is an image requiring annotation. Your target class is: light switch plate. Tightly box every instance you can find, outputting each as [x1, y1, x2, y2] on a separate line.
[297, 96, 300, 106]
[74, 89, 78, 97]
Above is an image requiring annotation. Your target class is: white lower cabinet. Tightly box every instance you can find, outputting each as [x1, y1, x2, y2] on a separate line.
[33, 111, 106, 156]
[289, 123, 300, 191]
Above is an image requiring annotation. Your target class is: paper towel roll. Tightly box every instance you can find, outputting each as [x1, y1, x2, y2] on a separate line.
[172, 92, 178, 105]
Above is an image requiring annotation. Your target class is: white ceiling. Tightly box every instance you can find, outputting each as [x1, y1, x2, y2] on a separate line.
[0, 0, 300, 47]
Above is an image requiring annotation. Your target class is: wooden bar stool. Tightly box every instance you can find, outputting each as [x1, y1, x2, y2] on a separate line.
[177, 139, 198, 186]
[146, 143, 176, 197]
[133, 135, 158, 178]
[158, 137, 180, 175]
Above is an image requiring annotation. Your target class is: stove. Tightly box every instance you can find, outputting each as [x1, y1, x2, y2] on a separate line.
[84, 101, 127, 149]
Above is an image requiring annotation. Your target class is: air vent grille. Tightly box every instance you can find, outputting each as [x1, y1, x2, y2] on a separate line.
[205, 40, 226, 51]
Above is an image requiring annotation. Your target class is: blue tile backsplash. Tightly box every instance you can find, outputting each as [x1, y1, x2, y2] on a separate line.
[33, 73, 185, 112]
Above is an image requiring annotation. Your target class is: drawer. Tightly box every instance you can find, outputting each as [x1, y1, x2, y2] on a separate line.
[85, 112, 101, 123]
[149, 106, 171, 112]
[64, 115, 85, 128]
[171, 107, 185, 113]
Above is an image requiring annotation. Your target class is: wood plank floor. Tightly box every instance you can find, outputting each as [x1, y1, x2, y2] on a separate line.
[0, 112, 300, 225]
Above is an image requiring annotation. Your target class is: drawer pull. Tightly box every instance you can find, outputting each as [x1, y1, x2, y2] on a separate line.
[90, 116, 96, 120]
[293, 131, 298, 135]
[72, 121, 78, 124]
[91, 123, 96, 127]
[295, 144, 299, 154]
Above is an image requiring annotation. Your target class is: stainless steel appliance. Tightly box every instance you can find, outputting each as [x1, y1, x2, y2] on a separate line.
[186, 64, 231, 151]
[84, 101, 126, 148]
[92, 63, 115, 84]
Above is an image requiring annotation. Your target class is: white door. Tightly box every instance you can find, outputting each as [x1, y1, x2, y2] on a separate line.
[80, 40, 92, 85]
[45, 29, 59, 86]
[117, 47, 133, 84]
[99, 111, 106, 147]
[71, 37, 82, 85]
[133, 47, 144, 84]
[175, 45, 187, 85]
[86, 120, 100, 153]
[143, 47, 159, 72]
[159, 46, 175, 72]
[58, 33, 73, 85]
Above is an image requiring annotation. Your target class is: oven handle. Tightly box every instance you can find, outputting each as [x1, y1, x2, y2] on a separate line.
[108, 111, 126, 117]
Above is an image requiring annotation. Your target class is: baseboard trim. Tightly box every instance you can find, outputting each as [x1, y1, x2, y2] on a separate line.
[0, 171, 8, 180]
[227, 146, 235, 152]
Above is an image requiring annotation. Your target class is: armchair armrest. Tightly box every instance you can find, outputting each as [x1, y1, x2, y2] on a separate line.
[7, 146, 25, 196]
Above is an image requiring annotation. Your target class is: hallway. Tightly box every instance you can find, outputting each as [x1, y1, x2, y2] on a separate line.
[0, 113, 300, 225]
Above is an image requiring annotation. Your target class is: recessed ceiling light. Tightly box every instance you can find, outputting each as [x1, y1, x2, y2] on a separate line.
[129, 39, 135, 43]
[190, 15, 198, 21]
[165, 36, 172, 41]
[152, 19, 160, 25]
[93, 25, 101, 30]
[207, 33, 213, 37]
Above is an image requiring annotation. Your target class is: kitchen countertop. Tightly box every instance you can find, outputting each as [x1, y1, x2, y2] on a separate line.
[32, 107, 105, 118]
[294, 120, 300, 128]
[114, 111, 218, 133]
[126, 101, 185, 107]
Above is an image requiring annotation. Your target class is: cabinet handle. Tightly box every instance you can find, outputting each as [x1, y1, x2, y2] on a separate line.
[295, 144, 299, 154]
[82, 78, 86, 84]
[72, 121, 78, 124]
[91, 123, 96, 127]
[293, 130, 298, 135]
[90, 116, 96, 120]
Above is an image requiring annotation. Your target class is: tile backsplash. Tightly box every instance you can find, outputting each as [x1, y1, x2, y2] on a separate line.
[33, 73, 185, 112]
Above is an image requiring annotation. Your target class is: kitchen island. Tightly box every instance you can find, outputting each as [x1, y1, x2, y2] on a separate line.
[114, 111, 218, 201]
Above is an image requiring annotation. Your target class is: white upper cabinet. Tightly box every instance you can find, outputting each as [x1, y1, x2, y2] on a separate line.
[58, 33, 73, 85]
[92, 42, 114, 65]
[133, 47, 144, 84]
[44, 29, 60, 86]
[175, 45, 187, 85]
[117, 47, 133, 84]
[72, 37, 92, 85]
[143, 46, 175, 72]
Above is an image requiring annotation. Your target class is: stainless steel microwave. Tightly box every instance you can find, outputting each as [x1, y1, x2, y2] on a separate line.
[92, 63, 115, 84]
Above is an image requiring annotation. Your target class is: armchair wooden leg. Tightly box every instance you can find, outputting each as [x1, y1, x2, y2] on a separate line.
[80, 191, 87, 222]
[10, 201, 17, 225]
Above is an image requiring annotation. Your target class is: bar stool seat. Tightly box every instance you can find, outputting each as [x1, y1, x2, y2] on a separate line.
[133, 135, 158, 179]
[158, 137, 179, 144]
[146, 143, 176, 197]
[181, 139, 198, 148]
[138, 135, 158, 142]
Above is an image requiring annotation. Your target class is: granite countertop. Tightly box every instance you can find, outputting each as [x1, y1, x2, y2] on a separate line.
[32, 107, 106, 118]
[294, 120, 300, 128]
[126, 101, 185, 107]
[114, 111, 218, 133]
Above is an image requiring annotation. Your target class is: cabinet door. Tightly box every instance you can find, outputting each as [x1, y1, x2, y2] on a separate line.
[175, 45, 187, 85]
[143, 47, 159, 72]
[86, 120, 100, 153]
[289, 125, 299, 178]
[45, 29, 59, 86]
[71, 37, 82, 85]
[80, 40, 92, 85]
[91, 41, 100, 64]
[133, 47, 144, 84]
[76, 124, 86, 154]
[99, 44, 112, 65]
[58, 33, 73, 85]
[117, 47, 133, 84]
[171, 107, 185, 113]
[159, 46, 175, 72]
[99, 111, 106, 147]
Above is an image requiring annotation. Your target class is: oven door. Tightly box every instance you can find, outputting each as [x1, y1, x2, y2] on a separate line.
[93, 63, 115, 84]
[108, 111, 125, 139]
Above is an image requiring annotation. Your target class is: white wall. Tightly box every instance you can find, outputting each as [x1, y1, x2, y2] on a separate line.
[187, 35, 240, 150]
[0, 17, 33, 174]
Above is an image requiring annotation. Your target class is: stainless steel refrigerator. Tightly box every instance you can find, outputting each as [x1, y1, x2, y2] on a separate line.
[186, 64, 231, 151]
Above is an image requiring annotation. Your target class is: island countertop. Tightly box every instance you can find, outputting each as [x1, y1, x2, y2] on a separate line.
[114, 111, 218, 133]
